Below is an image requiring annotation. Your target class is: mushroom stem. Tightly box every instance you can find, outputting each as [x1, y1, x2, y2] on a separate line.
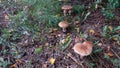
[80, 56, 84, 59]
[68, 10, 72, 15]
[62, 33, 66, 39]
[63, 10, 67, 16]
[62, 28, 66, 32]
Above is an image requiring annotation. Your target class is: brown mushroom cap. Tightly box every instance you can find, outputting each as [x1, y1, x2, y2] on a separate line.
[58, 21, 69, 28]
[61, 5, 72, 10]
[73, 41, 93, 57]
[83, 41, 93, 47]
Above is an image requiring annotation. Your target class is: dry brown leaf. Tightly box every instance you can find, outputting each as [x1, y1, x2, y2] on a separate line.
[42, 63, 47, 68]
[58, 34, 62, 37]
[112, 37, 118, 41]
[108, 26, 113, 31]
[97, 43, 102, 47]
[4, 14, 9, 20]
[107, 52, 114, 57]
[10, 64, 17, 68]
[49, 58, 56, 64]
[53, 28, 58, 32]
[45, 42, 49, 46]
[89, 29, 95, 34]
[117, 42, 120, 46]
[61, 39, 66, 44]
[15, 59, 23, 64]
[75, 28, 80, 33]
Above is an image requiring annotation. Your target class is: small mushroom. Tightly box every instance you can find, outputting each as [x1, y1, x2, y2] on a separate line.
[72, 41, 93, 59]
[61, 5, 72, 16]
[58, 21, 69, 32]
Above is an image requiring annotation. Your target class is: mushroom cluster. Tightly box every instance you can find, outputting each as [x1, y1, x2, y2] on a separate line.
[73, 41, 93, 59]
[61, 5, 72, 16]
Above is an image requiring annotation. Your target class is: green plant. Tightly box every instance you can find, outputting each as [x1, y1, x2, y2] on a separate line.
[111, 59, 120, 68]
[79, 32, 88, 38]
[0, 57, 10, 68]
[102, 0, 119, 20]
[104, 54, 120, 67]
[93, 46, 102, 53]
[7, 0, 64, 44]
[73, 5, 86, 15]
[107, 0, 119, 9]
[102, 25, 120, 39]
[20, 0, 63, 27]
[102, 8, 114, 20]
[59, 36, 71, 51]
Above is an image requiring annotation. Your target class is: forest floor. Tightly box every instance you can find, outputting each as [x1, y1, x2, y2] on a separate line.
[0, 0, 120, 68]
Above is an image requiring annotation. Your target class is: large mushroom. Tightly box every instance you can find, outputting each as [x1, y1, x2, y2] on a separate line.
[72, 41, 93, 59]
[61, 5, 72, 16]
[58, 21, 69, 32]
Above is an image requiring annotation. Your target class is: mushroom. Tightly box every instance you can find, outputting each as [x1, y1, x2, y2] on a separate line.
[72, 41, 93, 59]
[58, 21, 69, 32]
[61, 5, 72, 16]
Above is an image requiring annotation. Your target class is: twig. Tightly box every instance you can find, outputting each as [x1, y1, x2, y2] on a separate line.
[111, 49, 120, 60]
[67, 52, 84, 68]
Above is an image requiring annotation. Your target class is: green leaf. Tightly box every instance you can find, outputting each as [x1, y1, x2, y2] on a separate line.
[103, 25, 108, 32]
[89, 63, 95, 68]
[104, 53, 110, 59]
[62, 36, 71, 51]
[0, 37, 3, 44]
[0, 57, 4, 62]
[93, 49, 102, 53]
[35, 47, 42, 53]
[83, 12, 91, 21]
[115, 26, 120, 31]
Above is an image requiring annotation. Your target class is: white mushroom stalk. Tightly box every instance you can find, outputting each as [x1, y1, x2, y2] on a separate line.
[61, 5, 72, 16]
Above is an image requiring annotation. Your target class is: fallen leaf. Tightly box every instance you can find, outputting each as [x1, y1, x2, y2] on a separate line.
[112, 37, 118, 41]
[4, 14, 9, 20]
[54, 14, 60, 18]
[53, 28, 58, 32]
[45, 42, 49, 46]
[107, 52, 114, 57]
[75, 28, 80, 33]
[58, 34, 62, 37]
[89, 29, 95, 34]
[108, 26, 113, 31]
[10, 64, 17, 68]
[97, 43, 102, 47]
[94, 32, 102, 38]
[15, 59, 23, 64]
[49, 58, 56, 64]
[42, 62, 47, 68]
[8, 29, 14, 32]
[61, 39, 66, 44]
[117, 41, 120, 46]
